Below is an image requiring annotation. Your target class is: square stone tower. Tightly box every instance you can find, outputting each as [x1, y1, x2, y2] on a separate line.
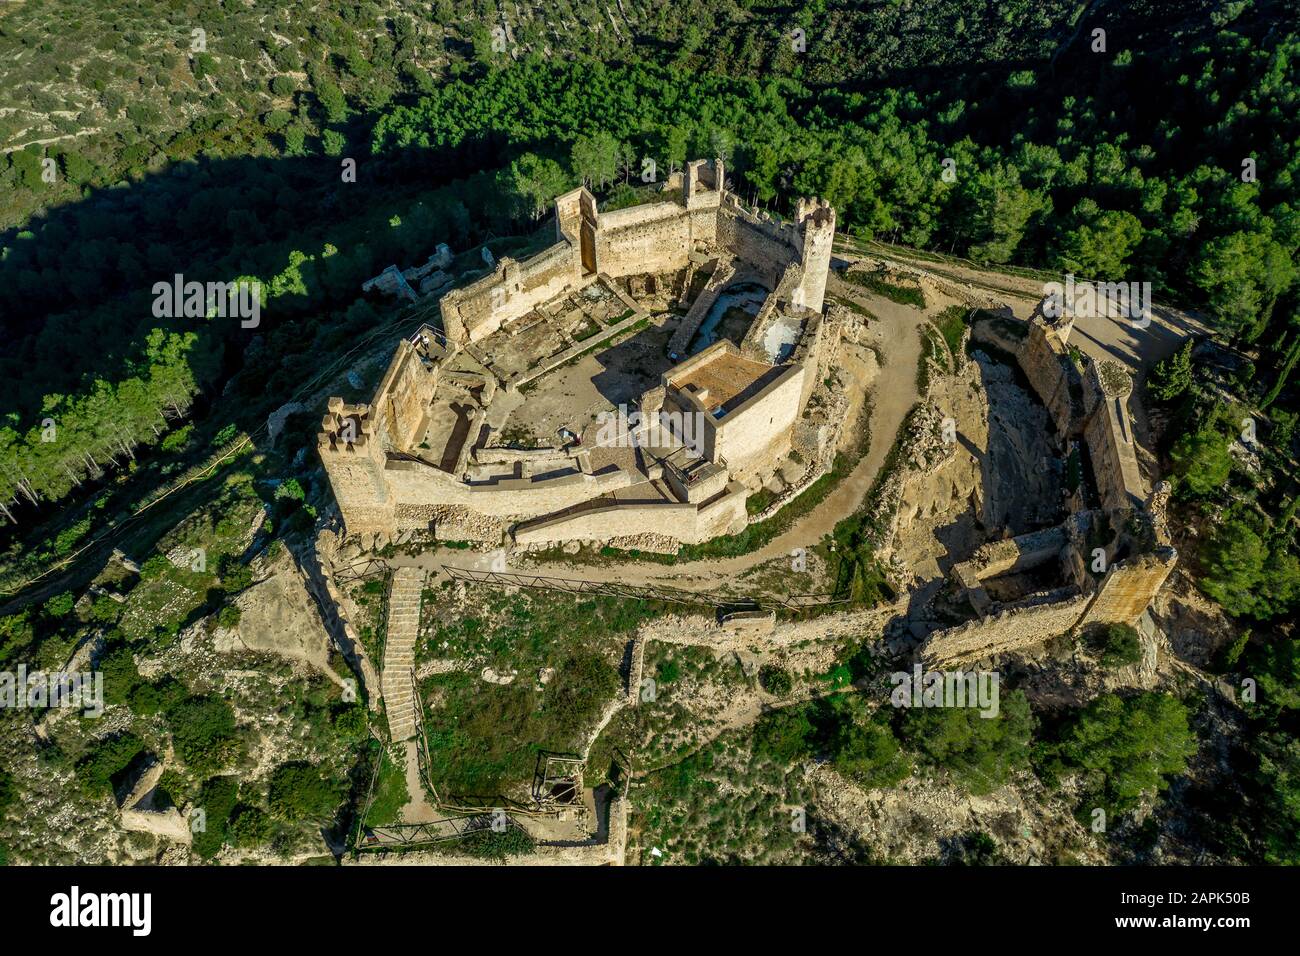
[794, 197, 835, 313]
[317, 398, 395, 535]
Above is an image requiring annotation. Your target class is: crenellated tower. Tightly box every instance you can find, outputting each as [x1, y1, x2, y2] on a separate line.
[793, 197, 835, 313]
[317, 398, 395, 534]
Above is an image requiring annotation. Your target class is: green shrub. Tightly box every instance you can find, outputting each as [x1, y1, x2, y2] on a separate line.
[823, 698, 912, 790]
[1040, 692, 1196, 815]
[900, 690, 1034, 795]
[0, 768, 16, 818]
[99, 644, 143, 704]
[160, 424, 193, 453]
[218, 555, 254, 593]
[758, 664, 793, 696]
[164, 695, 241, 776]
[127, 676, 188, 716]
[192, 776, 239, 859]
[268, 762, 343, 822]
[53, 517, 92, 556]
[752, 706, 815, 764]
[76, 732, 145, 794]
[1086, 623, 1143, 667]
[456, 822, 535, 859]
[332, 704, 369, 739]
[1147, 339, 1194, 402]
[227, 805, 274, 848]
[42, 592, 76, 619]
[0, 612, 35, 667]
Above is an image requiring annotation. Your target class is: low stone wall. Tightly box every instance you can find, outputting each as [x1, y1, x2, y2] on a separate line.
[442, 241, 583, 345]
[383, 455, 638, 520]
[923, 545, 1178, 667]
[510, 297, 649, 390]
[667, 261, 734, 357]
[952, 526, 1069, 583]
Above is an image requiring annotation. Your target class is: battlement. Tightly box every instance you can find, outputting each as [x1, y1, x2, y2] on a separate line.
[318, 398, 374, 455]
[795, 196, 836, 231]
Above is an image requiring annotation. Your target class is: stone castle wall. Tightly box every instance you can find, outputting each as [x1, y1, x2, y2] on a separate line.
[512, 483, 746, 546]
[920, 308, 1181, 667]
[711, 365, 806, 476]
[923, 546, 1177, 668]
[594, 200, 700, 277]
[322, 161, 840, 549]
[1079, 548, 1177, 628]
[373, 341, 440, 449]
[1017, 318, 1078, 437]
[1082, 360, 1147, 513]
[440, 240, 583, 345]
[921, 588, 1092, 666]
[717, 204, 801, 288]
[382, 456, 638, 521]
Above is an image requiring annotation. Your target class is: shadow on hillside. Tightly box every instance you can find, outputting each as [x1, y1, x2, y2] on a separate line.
[0, 139, 547, 595]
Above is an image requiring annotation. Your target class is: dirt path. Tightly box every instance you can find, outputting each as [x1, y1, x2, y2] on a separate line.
[840, 236, 1210, 370]
[398, 740, 443, 824]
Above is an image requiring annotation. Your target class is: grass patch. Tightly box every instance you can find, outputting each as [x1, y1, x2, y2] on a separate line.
[934, 306, 970, 359]
[830, 294, 879, 322]
[823, 404, 925, 604]
[745, 487, 777, 515]
[363, 743, 410, 828]
[845, 269, 927, 309]
[419, 587, 670, 797]
[572, 319, 603, 341]
[422, 654, 618, 798]
[350, 574, 389, 663]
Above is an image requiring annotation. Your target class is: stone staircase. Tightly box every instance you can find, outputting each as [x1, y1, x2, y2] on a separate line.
[382, 567, 425, 741]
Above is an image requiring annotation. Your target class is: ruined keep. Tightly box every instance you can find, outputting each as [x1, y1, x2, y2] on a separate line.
[920, 301, 1177, 667]
[320, 161, 843, 550]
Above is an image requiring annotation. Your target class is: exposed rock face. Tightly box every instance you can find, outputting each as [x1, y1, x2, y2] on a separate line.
[217, 552, 344, 687]
[978, 356, 1062, 534]
[118, 760, 191, 845]
[891, 347, 1064, 585]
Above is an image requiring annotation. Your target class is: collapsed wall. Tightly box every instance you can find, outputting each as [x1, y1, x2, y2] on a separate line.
[1083, 359, 1147, 513]
[923, 588, 1091, 667]
[922, 538, 1177, 667]
[918, 304, 1180, 666]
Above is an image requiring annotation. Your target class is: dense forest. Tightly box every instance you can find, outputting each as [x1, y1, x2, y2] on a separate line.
[3, 0, 1297, 527]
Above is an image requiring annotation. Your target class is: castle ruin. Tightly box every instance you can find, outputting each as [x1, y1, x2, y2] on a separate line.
[919, 304, 1177, 666]
[321, 160, 842, 551]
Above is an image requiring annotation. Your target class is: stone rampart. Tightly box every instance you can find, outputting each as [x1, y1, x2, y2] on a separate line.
[920, 587, 1091, 667]
[512, 481, 746, 545]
